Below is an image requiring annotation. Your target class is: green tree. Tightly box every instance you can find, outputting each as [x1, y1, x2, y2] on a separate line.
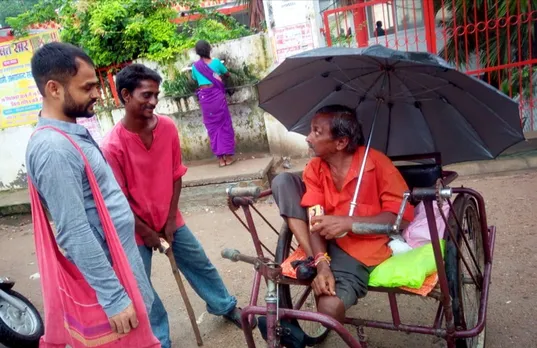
[0, 0, 39, 27]
[7, 0, 251, 68]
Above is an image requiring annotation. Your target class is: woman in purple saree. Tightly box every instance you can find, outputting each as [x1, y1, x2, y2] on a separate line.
[192, 40, 236, 167]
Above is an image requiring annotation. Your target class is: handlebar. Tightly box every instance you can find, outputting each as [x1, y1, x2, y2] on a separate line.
[226, 186, 262, 199]
[351, 222, 397, 235]
[226, 186, 272, 207]
[412, 186, 452, 201]
[221, 248, 259, 265]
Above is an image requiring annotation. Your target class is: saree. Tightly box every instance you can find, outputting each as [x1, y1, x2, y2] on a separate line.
[194, 59, 235, 157]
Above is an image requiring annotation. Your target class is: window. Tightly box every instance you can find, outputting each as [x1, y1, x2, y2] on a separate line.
[366, 0, 424, 38]
[394, 0, 424, 30]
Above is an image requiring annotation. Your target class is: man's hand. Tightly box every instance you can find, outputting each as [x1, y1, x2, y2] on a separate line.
[109, 303, 138, 334]
[310, 215, 352, 240]
[312, 262, 336, 296]
[161, 220, 176, 243]
[141, 230, 161, 249]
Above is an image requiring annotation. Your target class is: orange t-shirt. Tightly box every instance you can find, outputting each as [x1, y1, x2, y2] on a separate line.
[300, 147, 414, 266]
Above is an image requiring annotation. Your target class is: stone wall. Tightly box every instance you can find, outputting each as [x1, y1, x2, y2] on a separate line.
[0, 33, 275, 191]
[97, 86, 270, 161]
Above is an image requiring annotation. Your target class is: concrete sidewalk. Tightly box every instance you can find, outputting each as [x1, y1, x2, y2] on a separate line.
[273, 138, 537, 181]
[0, 154, 274, 217]
[2, 139, 537, 216]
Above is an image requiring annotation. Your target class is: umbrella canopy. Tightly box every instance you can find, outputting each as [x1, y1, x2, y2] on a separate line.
[257, 45, 525, 165]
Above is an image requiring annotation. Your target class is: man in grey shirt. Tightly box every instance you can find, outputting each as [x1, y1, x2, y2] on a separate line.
[26, 42, 153, 335]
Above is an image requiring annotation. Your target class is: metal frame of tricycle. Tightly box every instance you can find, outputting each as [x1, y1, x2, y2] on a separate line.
[225, 159, 494, 348]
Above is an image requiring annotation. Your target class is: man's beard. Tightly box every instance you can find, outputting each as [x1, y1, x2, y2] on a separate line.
[63, 90, 96, 119]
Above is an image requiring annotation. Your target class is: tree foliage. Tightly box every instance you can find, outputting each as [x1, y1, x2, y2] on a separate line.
[7, 0, 252, 68]
[0, 0, 39, 27]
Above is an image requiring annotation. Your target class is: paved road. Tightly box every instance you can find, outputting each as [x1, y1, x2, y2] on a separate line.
[1, 169, 536, 348]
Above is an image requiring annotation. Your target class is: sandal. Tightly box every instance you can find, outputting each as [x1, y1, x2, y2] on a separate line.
[225, 156, 236, 166]
[223, 307, 257, 329]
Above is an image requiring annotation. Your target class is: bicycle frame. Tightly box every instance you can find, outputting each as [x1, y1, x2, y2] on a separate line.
[226, 179, 494, 348]
[222, 249, 365, 347]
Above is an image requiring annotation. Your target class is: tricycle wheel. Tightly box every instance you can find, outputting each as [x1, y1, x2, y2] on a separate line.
[445, 194, 487, 348]
[275, 222, 330, 345]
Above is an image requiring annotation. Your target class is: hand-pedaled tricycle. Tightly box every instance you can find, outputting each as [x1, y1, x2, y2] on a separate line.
[216, 44, 523, 348]
[222, 153, 491, 348]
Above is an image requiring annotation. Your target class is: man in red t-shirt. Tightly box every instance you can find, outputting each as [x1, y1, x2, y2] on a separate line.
[101, 64, 253, 348]
[261, 105, 413, 346]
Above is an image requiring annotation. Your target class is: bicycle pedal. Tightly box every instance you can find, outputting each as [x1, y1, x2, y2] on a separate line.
[356, 327, 368, 343]
[276, 325, 292, 336]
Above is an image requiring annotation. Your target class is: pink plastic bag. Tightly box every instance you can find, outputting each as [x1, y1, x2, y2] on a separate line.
[402, 201, 450, 249]
[29, 126, 160, 348]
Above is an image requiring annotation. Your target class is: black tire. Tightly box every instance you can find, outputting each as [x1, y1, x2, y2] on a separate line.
[0, 289, 44, 348]
[275, 222, 330, 346]
[445, 194, 487, 348]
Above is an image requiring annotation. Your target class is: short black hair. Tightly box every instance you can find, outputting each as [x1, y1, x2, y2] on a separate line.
[376, 21, 383, 27]
[195, 40, 211, 59]
[115, 64, 162, 104]
[315, 104, 365, 153]
[31, 42, 94, 96]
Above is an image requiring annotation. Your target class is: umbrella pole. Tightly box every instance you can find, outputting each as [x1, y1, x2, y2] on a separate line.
[348, 100, 381, 217]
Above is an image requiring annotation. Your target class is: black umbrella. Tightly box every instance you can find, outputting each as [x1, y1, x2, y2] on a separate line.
[257, 45, 525, 166]
[257, 44, 524, 217]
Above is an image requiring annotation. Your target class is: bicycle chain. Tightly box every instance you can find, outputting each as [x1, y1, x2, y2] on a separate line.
[435, 178, 444, 206]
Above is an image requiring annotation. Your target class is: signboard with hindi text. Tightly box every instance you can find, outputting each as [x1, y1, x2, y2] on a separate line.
[0, 31, 60, 129]
[268, 0, 316, 64]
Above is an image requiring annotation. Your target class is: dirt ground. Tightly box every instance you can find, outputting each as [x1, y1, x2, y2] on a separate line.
[1, 169, 536, 348]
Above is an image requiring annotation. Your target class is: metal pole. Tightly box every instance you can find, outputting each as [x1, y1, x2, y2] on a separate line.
[347, 99, 382, 217]
[347, 72, 389, 219]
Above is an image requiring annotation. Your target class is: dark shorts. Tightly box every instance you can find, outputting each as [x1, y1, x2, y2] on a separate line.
[327, 241, 375, 309]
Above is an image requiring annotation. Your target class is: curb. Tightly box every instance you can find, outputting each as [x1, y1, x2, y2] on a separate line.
[1, 154, 537, 218]
[273, 153, 537, 183]
[444, 155, 537, 177]
[0, 202, 31, 217]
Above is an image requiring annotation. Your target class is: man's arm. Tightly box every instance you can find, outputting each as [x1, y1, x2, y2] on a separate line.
[162, 127, 188, 242]
[162, 177, 182, 242]
[30, 145, 131, 318]
[311, 155, 414, 239]
[134, 215, 162, 248]
[300, 162, 336, 296]
[310, 212, 402, 240]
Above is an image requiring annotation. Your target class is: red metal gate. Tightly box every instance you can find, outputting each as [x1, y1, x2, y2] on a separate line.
[322, 0, 537, 132]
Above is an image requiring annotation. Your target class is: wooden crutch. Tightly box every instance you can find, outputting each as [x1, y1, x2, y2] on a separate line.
[158, 238, 203, 346]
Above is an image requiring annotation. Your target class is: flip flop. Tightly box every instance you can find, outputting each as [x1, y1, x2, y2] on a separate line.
[225, 158, 236, 166]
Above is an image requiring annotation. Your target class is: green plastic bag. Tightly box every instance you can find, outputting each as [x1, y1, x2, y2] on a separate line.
[368, 241, 446, 289]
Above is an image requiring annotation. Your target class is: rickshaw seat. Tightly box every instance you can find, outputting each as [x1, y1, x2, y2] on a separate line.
[396, 163, 442, 191]
[390, 153, 443, 192]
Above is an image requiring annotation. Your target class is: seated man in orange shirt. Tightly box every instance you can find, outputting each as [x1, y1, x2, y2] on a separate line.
[262, 104, 414, 346]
